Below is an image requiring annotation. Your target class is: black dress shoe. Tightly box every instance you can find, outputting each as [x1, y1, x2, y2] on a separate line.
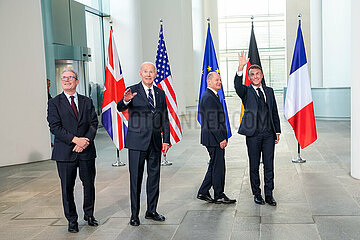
[130, 216, 140, 226]
[197, 193, 214, 203]
[214, 194, 236, 204]
[84, 215, 99, 226]
[68, 222, 79, 233]
[265, 196, 277, 206]
[254, 195, 265, 205]
[145, 212, 165, 221]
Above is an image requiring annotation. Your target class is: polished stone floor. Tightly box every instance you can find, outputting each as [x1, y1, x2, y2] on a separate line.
[0, 95, 358, 240]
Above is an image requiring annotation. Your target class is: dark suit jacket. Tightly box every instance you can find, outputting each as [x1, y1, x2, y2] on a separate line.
[199, 88, 228, 147]
[234, 74, 281, 138]
[117, 82, 170, 151]
[47, 92, 98, 161]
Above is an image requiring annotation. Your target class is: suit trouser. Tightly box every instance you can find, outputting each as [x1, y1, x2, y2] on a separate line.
[128, 139, 161, 217]
[246, 130, 275, 196]
[198, 146, 225, 199]
[56, 157, 96, 223]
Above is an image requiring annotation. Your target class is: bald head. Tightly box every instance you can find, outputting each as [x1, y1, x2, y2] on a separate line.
[207, 72, 222, 92]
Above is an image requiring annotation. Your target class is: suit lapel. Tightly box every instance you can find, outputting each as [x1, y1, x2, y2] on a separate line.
[249, 85, 259, 103]
[77, 94, 85, 121]
[154, 86, 161, 110]
[136, 82, 150, 108]
[207, 88, 222, 108]
[60, 93, 77, 120]
[263, 86, 271, 108]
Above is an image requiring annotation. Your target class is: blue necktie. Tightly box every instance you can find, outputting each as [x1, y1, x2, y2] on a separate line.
[148, 89, 155, 112]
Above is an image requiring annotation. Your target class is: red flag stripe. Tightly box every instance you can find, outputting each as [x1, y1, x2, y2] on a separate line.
[163, 77, 177, 104]
[169, 123, 181, 143]
[108, 30, 114, 69]
[116, 113, 124, 150]
[157, 83, 182, 133]
[287, 102, 317, 149]
[244, 61, 252, 86]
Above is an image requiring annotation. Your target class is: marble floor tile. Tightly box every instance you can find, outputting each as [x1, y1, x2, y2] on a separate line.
[260, 224, 320, 240]
[314, 216, 360, 240]
[172, 210, 235, 240]
[0, 96, 357, 240]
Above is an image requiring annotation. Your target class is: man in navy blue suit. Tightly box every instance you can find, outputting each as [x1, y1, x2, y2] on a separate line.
[197, 72, 236, 204]
[234, 51, 281, 206]
[47, 69, 98, 233]
[117, 62, 170, 226]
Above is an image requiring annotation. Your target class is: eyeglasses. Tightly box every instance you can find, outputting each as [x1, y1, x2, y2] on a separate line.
[61, 76, 76, 81]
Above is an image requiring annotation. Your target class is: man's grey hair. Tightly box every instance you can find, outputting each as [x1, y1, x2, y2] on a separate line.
[61, 68, 78, 80]
[140, 62, 157, 72]
[207, 71, 219, 81]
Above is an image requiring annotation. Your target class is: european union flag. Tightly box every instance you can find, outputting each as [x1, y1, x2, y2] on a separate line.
[198, 26, 232, 139]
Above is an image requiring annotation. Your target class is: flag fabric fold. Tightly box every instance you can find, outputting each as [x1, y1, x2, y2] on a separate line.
[284, 23, 317, 149]
[102, 29, 129, 150]
[198, 26, 232, 139]
[240, 23, 264, 124]
[154, 25, 182, 145]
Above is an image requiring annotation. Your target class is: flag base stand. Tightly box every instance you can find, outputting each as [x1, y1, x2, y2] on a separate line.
[161, 154, 172, 166]
[112, 149, 126, 167]
[292, 143, 306, 163]
[292, 154, 306, 163]
[112, 160, 126, 167]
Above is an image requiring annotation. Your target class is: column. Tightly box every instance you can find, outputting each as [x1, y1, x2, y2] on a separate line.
[351, 0, 360, 179]
[310, 0, 323, 87]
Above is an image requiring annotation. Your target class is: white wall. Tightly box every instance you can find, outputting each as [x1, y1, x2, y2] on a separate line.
[139, 0, 196, 113]
[310, 0, 323, 87]
[109, 0, 197, 113]
[109, 0, 143, 86]
[286, 0, 311, 77]
[192, 0, 205, 100]
[322, 0, 351, 87]
[0, 0, 51, 167]
[192, 0, 219, 104]
[351, 0, 360, 179]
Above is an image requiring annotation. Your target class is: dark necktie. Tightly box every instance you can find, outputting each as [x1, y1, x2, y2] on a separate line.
[216, 94, 220, 102]
[256, 88, 266, 103]
[148, 89, 155, 112]
[70, 96, 79, 120]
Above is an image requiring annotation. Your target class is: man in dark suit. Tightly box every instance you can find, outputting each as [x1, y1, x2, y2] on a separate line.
[47, 69, 98, 233]
[197, 72, 236, 204]
[117, 62, 170, 226]
[234, 51, 281, 206]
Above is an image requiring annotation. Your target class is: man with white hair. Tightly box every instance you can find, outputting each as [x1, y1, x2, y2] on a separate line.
[117, 62, 170, 226]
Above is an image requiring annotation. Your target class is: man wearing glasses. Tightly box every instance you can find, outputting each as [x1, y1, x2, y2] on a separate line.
[47, 69, 98, 233]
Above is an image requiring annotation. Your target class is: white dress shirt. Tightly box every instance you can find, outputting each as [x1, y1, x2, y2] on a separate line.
[236, 71, 266, 102]
[63, 91, 79, 111]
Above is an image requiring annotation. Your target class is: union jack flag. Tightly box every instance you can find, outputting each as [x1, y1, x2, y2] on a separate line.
[102, 29, 128, 150]
[154, 25, 182, 145]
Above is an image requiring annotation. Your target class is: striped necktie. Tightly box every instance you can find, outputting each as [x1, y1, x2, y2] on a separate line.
[148, 89, 155, 112]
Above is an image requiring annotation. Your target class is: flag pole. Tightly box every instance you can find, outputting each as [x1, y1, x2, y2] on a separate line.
[291, 13, 306, 164]
[108, 23, 126, 167]
[158, 19, 173, 167]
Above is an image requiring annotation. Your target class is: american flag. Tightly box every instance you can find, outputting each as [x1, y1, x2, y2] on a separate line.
[101, 29, 128, 150]
[154, 25, 182, 145]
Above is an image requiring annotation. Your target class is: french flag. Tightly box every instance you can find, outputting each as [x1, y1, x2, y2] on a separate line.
[284, 23, 317, 149]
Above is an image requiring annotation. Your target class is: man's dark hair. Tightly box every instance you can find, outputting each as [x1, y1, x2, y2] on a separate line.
[247, 64, 263, 75]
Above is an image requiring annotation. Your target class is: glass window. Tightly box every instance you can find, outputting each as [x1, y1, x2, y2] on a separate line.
[85, 11, 105, 115]
[218, 0, 286, 93]
[74, 0, 109, 14]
